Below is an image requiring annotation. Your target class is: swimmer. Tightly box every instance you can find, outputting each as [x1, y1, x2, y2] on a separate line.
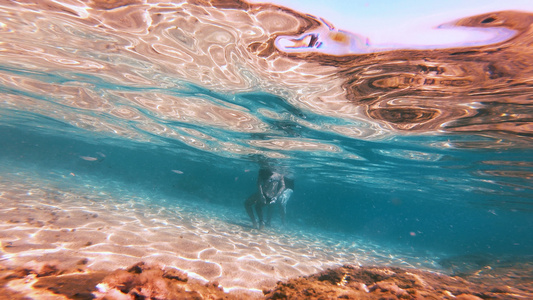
[244, 167, 286, 229]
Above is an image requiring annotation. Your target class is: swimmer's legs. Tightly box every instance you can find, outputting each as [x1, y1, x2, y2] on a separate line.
[255, 202, 265, 230]
[279, 202, 286, 226]
[266, 203, 274, 227]
[244, 193, 259, 228]
[278, 189, 293, 226]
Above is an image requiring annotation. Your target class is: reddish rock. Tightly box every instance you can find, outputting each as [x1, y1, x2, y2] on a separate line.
[264, 265, 532, 300]
[163, 268, 188, 282]
[1, 260, 530, 299]
[94, 262, 231, 299]
[456, 295, 483, 300]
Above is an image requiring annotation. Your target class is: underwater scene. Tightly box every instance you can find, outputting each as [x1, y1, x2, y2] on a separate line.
[0, 0, 532, 299]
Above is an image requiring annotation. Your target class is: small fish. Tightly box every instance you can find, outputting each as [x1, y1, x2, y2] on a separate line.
[171, 170, 184, 174]
[80, 156, 98, 161]
[96, 152, 106, 158]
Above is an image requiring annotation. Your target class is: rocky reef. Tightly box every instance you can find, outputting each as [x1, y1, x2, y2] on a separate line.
[1, 259, 531, 299]
[263, 263, 532, 300]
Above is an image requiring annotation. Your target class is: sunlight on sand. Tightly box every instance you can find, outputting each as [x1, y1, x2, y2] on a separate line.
[0, 164, 443, 296]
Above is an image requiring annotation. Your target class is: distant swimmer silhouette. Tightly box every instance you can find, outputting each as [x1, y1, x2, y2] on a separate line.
[244, 167, 292, 229]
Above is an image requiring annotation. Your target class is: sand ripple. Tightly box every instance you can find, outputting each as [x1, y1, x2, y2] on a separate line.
[0, 169, 444, 294]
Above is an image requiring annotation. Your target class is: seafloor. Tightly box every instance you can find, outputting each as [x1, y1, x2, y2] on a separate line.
[0, 165, 531, 299]
[2, 261, 532, 299]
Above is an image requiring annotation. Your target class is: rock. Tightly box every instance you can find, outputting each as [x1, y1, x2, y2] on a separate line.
[264, 264, 533, 300]
[456, 294, 483, 300]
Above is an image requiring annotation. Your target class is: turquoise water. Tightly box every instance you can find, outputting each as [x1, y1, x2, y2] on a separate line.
[0, 0, 532, 287]
[1, 89, 531, 257]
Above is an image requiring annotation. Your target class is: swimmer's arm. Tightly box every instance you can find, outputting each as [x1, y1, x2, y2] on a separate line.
[259, 183, 266, 200]
[274, 177, 286, 198]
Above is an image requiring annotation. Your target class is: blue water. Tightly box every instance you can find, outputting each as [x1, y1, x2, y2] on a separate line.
[0, 1, 532, 287]
[1, 101, 531, 257]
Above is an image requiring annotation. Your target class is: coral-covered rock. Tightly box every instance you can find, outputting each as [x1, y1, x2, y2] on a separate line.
[93, 262, 229, 300]
[1, 260, 530, 299]
[264, 265, 532, 300]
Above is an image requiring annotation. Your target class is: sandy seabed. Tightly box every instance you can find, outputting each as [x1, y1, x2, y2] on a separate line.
[0, 164, 446, 298]
[1, 165, 529, 299]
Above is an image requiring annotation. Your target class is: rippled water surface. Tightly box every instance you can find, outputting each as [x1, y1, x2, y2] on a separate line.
[0, 0, 532, 294]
